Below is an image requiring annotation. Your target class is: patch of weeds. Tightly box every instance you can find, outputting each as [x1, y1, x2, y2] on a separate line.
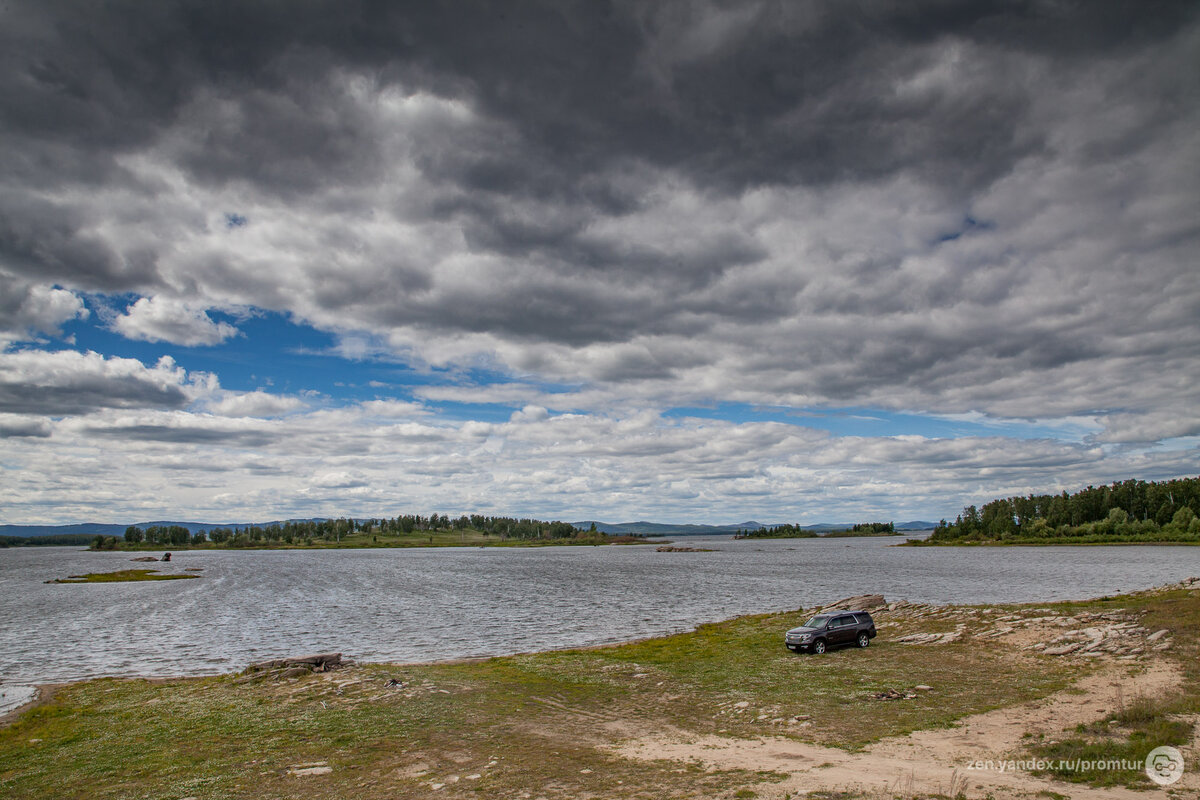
[1028, 688, 1193, 787]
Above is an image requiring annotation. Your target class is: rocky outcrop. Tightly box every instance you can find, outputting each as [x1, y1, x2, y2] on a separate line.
[237, 652, 345, 683]
[876, 598, 1175, 659]
[819, 594, 887, 612]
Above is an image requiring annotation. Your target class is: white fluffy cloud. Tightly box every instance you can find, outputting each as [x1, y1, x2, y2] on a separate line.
[2, 400, 1194, 524]
[0, 349, 210, 416]
[113, 296, 241, 347]
[0, 277, 88, 342]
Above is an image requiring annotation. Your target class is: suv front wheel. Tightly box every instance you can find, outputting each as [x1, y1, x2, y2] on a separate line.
[811, 639, 826, 654]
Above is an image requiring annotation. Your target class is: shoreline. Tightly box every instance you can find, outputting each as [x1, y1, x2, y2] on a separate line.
[2, 579, 1196, 798]
[5, 578, 1195, 723]
[904, 538, 1200, 547]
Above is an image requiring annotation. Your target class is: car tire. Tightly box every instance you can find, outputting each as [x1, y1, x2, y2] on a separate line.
[857, 632, 870, 648]
[811, 639, 826, 655]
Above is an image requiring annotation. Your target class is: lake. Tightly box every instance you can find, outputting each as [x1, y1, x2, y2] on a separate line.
[2, 537, 1198, 697]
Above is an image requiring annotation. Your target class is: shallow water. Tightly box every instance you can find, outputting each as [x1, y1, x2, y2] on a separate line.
[1, 536, 1197, 687]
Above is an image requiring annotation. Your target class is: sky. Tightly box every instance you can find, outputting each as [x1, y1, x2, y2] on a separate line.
[1, 1, 1198, 525]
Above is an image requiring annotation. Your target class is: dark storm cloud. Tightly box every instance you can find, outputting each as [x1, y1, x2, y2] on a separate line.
[7, 1, 1191, 256]
[1, 0, 1197, 434]
[83, 424, 277, 447]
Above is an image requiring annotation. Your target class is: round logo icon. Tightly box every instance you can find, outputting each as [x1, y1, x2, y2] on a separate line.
[1146, 745, 1184, 786]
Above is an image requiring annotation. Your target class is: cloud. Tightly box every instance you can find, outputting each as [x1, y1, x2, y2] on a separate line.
[0, 2, 1196, 520]
[205, 390, 304, 418]
[113, 296, 240, 346]
[0, 413, 51, 438]
[0, 350, 210, 416]
[0, 275, 88, 341]
[4, 400, 1195, 524]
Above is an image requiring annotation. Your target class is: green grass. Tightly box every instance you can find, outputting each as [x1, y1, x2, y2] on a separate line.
[46, 569, 200, 583]
[0, 593, 1118, 800]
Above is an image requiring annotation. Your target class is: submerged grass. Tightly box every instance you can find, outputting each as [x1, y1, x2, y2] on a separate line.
[3, 588, 1196, 799]
[46, 569, 200, 583]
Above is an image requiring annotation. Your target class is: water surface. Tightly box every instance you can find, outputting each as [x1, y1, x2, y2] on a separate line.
[2, 537, 1197, 690]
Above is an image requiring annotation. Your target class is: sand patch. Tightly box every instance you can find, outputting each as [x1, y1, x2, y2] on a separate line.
[613, 659, 1193, 799]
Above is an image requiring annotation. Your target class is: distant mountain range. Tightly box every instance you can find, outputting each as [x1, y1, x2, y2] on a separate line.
[0, 519, 325, 538]
[2, 518, 937, 538]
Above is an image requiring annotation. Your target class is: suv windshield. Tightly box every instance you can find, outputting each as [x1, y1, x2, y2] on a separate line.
[802, 615, 833, 628]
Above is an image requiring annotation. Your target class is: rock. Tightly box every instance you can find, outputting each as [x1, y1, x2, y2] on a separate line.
[820, 594, 886, 612]
[655, 546, 714, 552]
[287, 762, 331, 777]
[733, 701, 750, 708]
[131, 556, 159, 562]
[277, 667, 311, 679]
[1043, 642, 1084, 655]
[1146, 629, 1170, 642]
[914, 685, 933, 691]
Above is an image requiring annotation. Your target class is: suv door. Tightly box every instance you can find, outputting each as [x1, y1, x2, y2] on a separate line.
[829, 614, 857, 646]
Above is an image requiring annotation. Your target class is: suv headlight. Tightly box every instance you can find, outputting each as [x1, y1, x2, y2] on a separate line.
[799, 634, 812, 641]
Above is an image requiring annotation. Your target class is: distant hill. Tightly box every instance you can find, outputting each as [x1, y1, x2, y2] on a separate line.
[3, 518, 938, 538]
[0, 519, 324, 538]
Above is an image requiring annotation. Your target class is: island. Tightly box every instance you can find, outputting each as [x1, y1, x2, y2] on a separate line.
[733, 522, 898, 539]
[86, 515, 654, 551]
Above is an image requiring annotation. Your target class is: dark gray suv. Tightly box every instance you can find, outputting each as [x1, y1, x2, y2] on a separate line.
[784, 610, 876, 654]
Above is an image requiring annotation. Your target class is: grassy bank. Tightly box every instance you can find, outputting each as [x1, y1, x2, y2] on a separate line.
[22, 587, 1200, 800]
[906, 536, 1200, 546]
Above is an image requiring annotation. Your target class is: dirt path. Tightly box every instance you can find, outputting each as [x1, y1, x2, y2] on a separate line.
[613, 660, 1196, 798]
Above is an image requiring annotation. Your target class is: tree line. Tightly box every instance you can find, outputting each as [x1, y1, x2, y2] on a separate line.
[0, 534, 95, 548]
[929, 476, 1200, 543]
[102, 514, 589, 549]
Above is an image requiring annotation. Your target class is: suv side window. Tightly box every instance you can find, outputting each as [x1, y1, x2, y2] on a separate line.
[854, 613, 872, 625]
[833, 615, 855, 627]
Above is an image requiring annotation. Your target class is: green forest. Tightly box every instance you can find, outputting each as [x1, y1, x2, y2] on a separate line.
[90, 515, 630, 550]
[925, 476, 1200, 544]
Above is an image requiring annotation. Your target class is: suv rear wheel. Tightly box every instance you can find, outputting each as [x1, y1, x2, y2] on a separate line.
[857, 631, 870, 648]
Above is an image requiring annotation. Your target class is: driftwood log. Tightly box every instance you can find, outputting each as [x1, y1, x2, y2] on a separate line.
[236, 652, 344, 683]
